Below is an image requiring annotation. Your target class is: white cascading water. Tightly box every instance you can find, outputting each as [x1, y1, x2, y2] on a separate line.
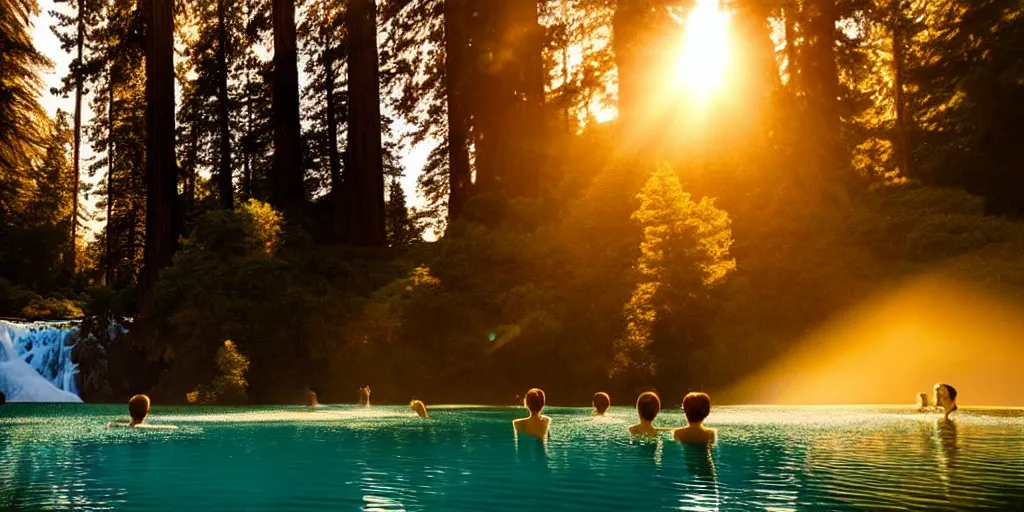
[0, 319, 83, 402]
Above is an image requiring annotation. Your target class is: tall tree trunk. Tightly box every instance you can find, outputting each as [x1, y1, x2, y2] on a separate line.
[215, 0, 233, 209]
[325, 47, 345, 242]
[509, 0, 545, 197]
[140, 0, 179, 315]
[559, 0, 572, 133]
[467, 0, 545, 199]
[612, 0, 670, 153]
[271, 0, 304, 214]
[242, 99, 252, 201]
[803, 0, 843, 175]
[612, 0, 648, 139]
[67, 1, 85, 273]
[443, 0, 470, 224]
[466, 0, 505, 195]
[345, 0, 385, 247]
[891, 0, 911, 178]
[104, 70, 115, 287]
[184, 125, 198, 216]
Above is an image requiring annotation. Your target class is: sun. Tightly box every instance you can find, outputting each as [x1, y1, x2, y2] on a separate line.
[673, 0, 731, 101]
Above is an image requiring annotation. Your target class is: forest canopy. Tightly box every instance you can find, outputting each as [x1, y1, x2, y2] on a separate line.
[2, 0, 1023, 404]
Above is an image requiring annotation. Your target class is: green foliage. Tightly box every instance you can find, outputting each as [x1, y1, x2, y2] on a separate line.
[611, 163, 736, 381]
[20, 294, 83, 320]
[0, 278, 83, 319]
[0, 0, 50, 212]
[199, 339, 251, 404]
[385, 179, 421, 248]
[0, 111, 78, 304]
[5, 0, 1024, 407]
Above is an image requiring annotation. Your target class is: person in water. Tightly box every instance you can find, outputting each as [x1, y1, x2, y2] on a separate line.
[916, 392, 931, 412]
[306, 390, 319, 407]
[513, 388, 550, 439]
[410, 399, 429, 418]
[359, 385, 371, 407]
[628, 391, 663, 437]
[673, 392, 717, 444]
[934, 383, 958, 420]
[592, 392, 611, 416]
[107, 394, 177, 430]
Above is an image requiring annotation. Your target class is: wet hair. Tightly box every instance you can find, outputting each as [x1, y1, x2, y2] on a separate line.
[592, 392, 611, 414]
[636, 392, 661, 422]
[683, 392, 712, 423]
[128, 394, 151, 423]
[525, 388, 545, 413]
[936, 383, 958, 401]
[410, 399, 425, 410]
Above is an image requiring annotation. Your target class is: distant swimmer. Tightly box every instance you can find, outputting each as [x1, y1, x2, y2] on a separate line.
[673, 392, 717, 445]
[107, 394, 178, 430]
[513, 388, 550, 440]
[410, 400, 429, 419]
[628, 391, 663, 437]
[934, 383, 958, 421]
[359, 385, 371, 407]
[916, 392, 932, 412]
[592, 392, 610, 416]
[306, 390, 319, 408]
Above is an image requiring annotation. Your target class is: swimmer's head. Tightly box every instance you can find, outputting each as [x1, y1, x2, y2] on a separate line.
[524, 388, 545, 414]
[128, 394, 150, 425]
[934, 383, 957, 412]
[636, 392, 660, 422]
[410, 399, 428, 417]
[592, 392, 610, 415]
[683, 392, 711, 424]
[917, 392, 929, 408]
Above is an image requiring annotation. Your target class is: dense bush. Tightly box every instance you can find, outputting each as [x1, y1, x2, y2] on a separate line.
[135, 168, 1024, 405]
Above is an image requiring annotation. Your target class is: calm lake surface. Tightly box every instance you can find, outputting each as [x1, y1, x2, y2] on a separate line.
[1, 404, 1022, 511]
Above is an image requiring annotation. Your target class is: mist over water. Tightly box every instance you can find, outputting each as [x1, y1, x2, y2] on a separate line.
[723, 277, 1024, 406]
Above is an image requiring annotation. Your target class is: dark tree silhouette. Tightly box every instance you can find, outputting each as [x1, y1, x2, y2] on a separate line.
[140, 0, 179, 313]
[345, 0, 385, 246]
[271, 0, 305, 214]
[443, 0, 471, 224]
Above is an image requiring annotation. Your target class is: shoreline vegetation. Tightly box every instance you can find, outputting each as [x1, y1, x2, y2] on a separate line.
[3, 1, 1023, 407]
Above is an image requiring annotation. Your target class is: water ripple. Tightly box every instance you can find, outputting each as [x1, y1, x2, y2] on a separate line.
[2, 404, 1024, 511]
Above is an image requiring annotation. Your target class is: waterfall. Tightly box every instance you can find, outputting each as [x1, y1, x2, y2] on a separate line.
[0, 320, 83, 402]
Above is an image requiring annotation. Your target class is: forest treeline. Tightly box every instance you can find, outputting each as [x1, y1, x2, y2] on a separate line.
[1, 0, 1023, 404]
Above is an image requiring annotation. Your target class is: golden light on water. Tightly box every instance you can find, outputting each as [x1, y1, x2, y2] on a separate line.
[722, 277, 1024, 406]
[673, 0, 731, 102]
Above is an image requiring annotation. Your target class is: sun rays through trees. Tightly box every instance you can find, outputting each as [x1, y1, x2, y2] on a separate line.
[2, 0, 1024, 403]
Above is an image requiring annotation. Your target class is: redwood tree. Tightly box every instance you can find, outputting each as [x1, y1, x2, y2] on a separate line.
[271, 0, 305, 214]
[345, 0, 385, 246]
[140, 0, 179, 312]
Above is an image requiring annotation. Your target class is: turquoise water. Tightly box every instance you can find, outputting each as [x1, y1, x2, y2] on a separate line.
[2, 404, 1023, 511]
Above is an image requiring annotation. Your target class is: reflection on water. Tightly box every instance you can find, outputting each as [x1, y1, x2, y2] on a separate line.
[678, 444, 719, 511]
[2, 405, 1024, 511]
